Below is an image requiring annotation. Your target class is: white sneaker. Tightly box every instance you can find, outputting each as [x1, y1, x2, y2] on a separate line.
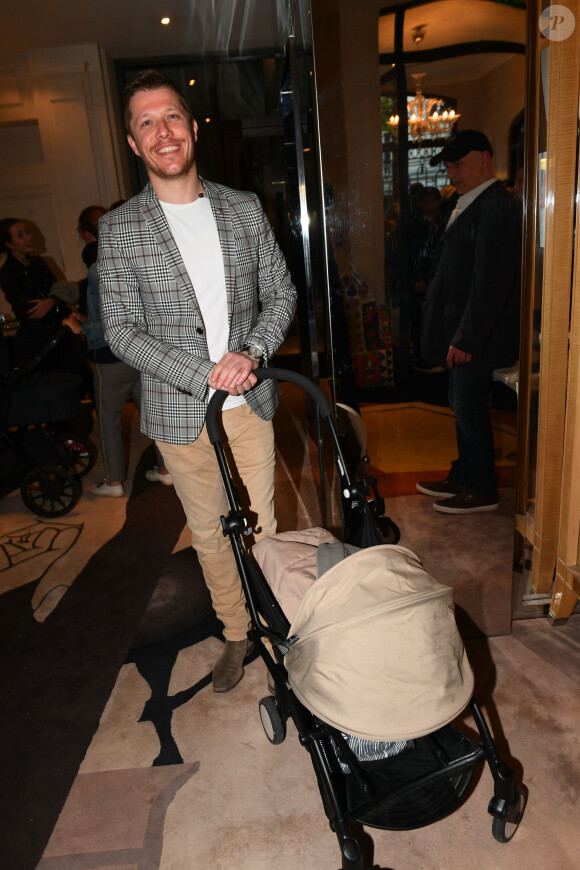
[90, 480, 124, 498]
[145, 467, 173, 485]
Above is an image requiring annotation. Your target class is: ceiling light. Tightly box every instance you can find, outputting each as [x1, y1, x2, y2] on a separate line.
[161, 17, 170, 25]
[189, 79, 196, 86]
[412, 25, 426, 44]
[388, 74, 460, 145]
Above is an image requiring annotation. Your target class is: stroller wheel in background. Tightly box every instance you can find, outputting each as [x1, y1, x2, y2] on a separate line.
[21, 465, 81, 517]
[491, 785, 527, 843]
[54, 433, 96, 478]
[376, 515, 401, 545]
[259, 696, 286, 745]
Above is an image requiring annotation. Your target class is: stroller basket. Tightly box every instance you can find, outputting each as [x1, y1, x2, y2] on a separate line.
[206, 368, 527, 869]
[345, 725, 483, 831]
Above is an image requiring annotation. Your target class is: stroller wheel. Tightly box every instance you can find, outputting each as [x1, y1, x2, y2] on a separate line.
[21, 465, 81, 517]
[54, 433, 97, 478]
[376, 515, 401, 545]
[491, 785, 527, 843]
[259, 696, 286, 745]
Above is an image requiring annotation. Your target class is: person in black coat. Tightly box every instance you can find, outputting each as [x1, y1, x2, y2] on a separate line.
[0, 218, 80, 373]
[416, 130, 521, 514]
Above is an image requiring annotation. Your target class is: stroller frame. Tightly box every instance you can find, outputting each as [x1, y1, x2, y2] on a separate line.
[206, 368, 526, 869]
[1, 327, 96, 516]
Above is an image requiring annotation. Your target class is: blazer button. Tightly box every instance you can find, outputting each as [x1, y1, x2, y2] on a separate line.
[196, 327, 204, 334]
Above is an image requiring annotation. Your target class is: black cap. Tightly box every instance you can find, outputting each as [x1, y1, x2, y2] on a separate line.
[429, 130, 493, 167]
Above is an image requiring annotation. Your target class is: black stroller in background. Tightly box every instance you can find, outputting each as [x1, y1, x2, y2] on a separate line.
[0, 327, 95, 516]
[206, 368, 526, 870]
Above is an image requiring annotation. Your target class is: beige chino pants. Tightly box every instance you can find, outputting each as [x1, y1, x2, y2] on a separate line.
[157, 403, 276, 641]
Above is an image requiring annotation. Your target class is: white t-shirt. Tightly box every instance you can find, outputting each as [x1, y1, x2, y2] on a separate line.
[160, 196, 245, 409]
[446, 177, 497, 228]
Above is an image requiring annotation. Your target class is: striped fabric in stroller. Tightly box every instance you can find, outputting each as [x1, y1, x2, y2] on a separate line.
[253, 529, 474, 766]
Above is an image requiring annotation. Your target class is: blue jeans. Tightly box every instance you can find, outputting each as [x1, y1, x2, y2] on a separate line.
[447, 363, 497, 497]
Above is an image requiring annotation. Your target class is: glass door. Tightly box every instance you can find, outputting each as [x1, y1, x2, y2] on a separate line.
[513, 0, 580, 619]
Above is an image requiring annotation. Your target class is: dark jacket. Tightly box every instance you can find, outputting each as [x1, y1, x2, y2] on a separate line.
[421, 180, 521, 369]
[0, 254, 71, 359]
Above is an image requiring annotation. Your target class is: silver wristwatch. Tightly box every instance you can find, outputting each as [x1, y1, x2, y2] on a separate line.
[243, 344, 263, 361]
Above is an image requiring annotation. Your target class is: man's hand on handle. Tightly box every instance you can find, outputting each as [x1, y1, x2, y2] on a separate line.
[208, 351, 259, 395]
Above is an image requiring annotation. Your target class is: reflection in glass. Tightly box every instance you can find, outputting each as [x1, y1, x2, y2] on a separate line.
[378, 0, 525, 389]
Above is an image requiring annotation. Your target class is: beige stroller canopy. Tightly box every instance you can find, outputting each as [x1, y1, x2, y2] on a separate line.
[284, 544, 474, 742]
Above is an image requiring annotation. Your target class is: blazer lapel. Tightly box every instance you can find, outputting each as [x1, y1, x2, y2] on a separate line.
[202, 179, 236, 325]
[443, 180, 501, 238]
[139, 184, 199, 311]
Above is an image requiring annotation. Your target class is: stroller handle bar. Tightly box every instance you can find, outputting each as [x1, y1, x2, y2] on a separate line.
[6, 327, 72, 390]
[27, 327, 70, 372]
[206, 367, 333, 445]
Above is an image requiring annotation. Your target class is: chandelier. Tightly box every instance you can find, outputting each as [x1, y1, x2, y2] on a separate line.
[389, 74, 460, 145]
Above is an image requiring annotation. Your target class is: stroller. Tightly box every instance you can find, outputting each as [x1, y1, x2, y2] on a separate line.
[0, 327, 96, 516]
[206, 369, 526, 870]
[335, 401, 400, 546]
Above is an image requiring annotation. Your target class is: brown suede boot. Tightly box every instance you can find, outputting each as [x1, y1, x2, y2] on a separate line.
[212, 640, 251, 693]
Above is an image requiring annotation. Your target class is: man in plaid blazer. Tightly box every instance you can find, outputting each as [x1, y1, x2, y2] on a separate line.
[98, 70, 296, 692]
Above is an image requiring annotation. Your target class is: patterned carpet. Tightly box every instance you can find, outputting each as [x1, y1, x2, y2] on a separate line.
[2, 393, 579, 869]
[0, 390, 316, 870]
[0, 441, 199, 869]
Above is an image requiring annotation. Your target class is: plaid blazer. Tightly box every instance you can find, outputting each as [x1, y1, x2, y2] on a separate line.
[98, 179, 297, 445]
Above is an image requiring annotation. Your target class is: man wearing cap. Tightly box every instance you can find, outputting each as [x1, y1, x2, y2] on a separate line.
[416, 130, 521, 514]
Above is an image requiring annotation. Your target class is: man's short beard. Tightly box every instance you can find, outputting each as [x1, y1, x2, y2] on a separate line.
[143, 150, 196, 182]
[150, 164, 193, 181]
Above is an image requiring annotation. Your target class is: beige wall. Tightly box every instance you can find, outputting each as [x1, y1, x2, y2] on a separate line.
[448, 54, 525, 179]
[0, 45, 130, 283]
